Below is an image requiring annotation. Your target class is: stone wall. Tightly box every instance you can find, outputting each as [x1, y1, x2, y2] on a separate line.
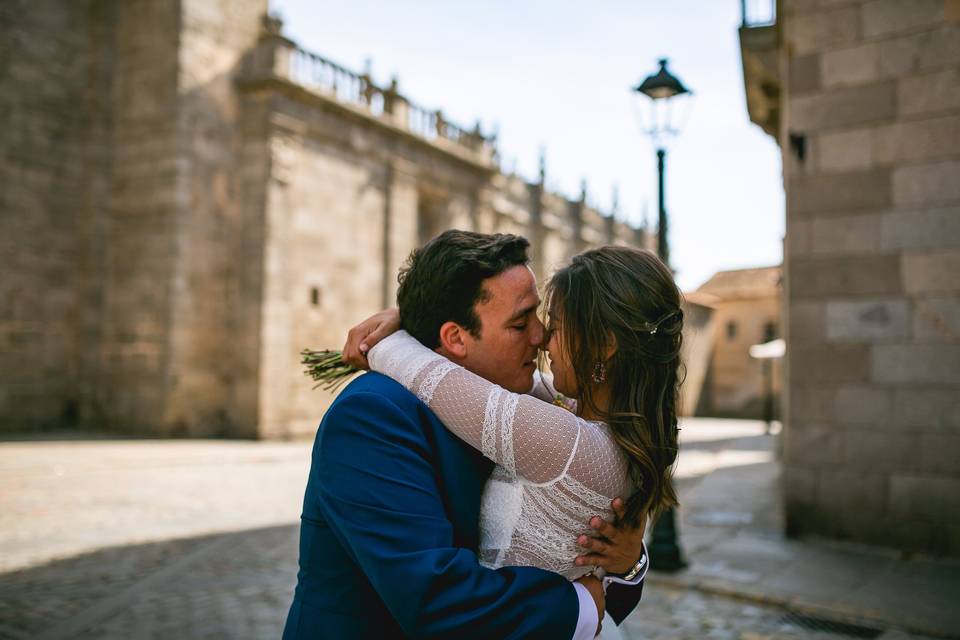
[240, 75, 649, 438]
[704, 296, 782, 418]
[1, 3, 650, 439]
[0, 0, 115, 431]
[779, 0, 960, 554]
[0, 0, 266, 436]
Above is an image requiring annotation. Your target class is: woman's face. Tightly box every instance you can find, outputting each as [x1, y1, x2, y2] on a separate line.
[545, 312, 577, 398]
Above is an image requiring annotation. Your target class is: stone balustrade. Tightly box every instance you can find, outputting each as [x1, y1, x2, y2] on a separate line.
[243, 16, 495, 163]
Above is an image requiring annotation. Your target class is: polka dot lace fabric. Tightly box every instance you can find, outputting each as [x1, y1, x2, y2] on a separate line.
[368, 331, 633, 580]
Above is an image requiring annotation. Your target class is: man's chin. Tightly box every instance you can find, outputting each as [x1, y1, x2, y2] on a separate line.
[502, 367, 536, 394]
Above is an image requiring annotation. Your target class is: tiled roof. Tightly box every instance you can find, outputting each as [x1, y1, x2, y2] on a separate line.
[694, 265, 782, 300]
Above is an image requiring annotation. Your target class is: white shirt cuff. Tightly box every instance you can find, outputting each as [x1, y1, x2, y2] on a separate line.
[603, 541, 649, 587]
[572, 581, 600, 640]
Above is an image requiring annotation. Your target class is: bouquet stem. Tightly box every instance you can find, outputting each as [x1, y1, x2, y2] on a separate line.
[301, 349, 360, 392]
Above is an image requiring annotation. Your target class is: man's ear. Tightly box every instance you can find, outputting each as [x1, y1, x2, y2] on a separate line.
[438, 321, 469, 359]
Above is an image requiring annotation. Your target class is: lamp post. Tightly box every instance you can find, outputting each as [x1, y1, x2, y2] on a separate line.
[633, 58, 691, 266]
[633, 57, 691, 573]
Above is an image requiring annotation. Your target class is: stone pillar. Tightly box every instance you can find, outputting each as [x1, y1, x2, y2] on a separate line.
[568, 180, 587, 256]
[95, 0, 268, 436]
[779, 0, 960, 554]
[527, 152, 547, 282]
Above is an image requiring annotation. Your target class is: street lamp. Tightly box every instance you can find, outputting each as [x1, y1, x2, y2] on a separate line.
[632, 58, 691, 266]
[632, 57, 691, 573]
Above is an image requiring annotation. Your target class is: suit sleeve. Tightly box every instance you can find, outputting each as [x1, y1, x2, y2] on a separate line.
[312, 391, 580, 639]
[606, 580, 645, 625]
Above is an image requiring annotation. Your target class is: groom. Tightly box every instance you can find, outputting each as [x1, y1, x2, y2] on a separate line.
[283, 231, 647, 639]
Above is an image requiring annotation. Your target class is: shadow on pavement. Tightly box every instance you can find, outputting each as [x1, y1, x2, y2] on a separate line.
[0, 524, 300, 640]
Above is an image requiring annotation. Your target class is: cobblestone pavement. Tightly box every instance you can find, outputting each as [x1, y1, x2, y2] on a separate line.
[2, 520, 936, 640]
[0, 422, 946, 639]
[623, 585, 939, 640]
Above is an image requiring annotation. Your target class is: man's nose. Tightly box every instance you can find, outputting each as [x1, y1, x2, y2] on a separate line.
[530, 317, 545, 347]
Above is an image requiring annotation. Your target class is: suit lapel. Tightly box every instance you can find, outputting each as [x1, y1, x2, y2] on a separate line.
[418, 403, 494, 551]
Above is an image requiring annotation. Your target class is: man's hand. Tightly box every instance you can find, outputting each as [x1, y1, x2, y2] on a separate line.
[574, 574, 604, 636]
[574, 497, 647, 575]
[342, 308, 401, 369]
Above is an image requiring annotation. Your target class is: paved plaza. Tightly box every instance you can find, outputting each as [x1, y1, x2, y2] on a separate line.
[1, 419, 957, 639]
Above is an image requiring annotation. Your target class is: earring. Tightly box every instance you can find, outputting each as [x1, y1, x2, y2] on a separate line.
[592, 361, 606, 384]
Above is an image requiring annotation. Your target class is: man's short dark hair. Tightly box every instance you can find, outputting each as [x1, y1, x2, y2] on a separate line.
[396, 230, 531, 349]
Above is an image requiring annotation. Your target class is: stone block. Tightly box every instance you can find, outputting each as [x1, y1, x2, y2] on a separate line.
[784, 426, 845, 466]
[781, 0, 821, 14]
[810, 214, 882, 255]
[788, 384, 837, 422]
[879, 25, 960, 78]
[790, 53, 821, 93]
[821, 43, 879, 88]
[889, 475, 960, 523]
[941, 526, 960, 557]
[790, 82, 896, 131]
[873, 343, 960, 384]
[874, 114, 960, 165]
[817, 128, 874, 171]
[893, 161, 960, 207]
[783, 465, 818, 508]
[787, 5, 861, 56]
[902, 250, 960, 294]
[893, 387, 960, 428]
[830, 511, 892, 546]
[830, 384, 895, 424]
[787, 218, 812, 256]
[791, 343, 871, 383]
[899, 68, 960, 117]
[863, 0, 945, 38]
[919, 433, 960, 473]
[789, 168, 892, 216]
[790, 254, 902, 298]
[842, 430, 921, 475]
[789, 300, 826, 340]
[885, 519, 953, 555]
[817, 469, 887, 512]
[825, 298, 911, 341]
[881, 207, 960, 251]
[913, 296, 960, 342]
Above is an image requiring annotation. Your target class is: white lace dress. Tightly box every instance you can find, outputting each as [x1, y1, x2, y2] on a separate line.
[368, 331, 634, 581]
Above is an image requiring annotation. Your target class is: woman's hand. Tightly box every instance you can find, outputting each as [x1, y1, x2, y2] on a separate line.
[574, 497, 648, 575]
[342, 308, 401, 369]
[574, 573, 605, 636]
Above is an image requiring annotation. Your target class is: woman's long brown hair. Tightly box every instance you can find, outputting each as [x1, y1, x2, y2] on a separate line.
[545, 246, 683, 527]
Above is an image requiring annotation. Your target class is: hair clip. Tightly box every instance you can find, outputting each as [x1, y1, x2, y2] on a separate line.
[647, 310, 678, 335]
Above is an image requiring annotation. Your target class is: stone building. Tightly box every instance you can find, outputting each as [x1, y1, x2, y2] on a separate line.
[740, 0, 960, 554]
[0, 1, 651, 439]
[693, 266, 783, 419]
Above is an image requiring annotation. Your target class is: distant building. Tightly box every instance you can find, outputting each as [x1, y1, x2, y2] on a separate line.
[739, 0, 960, 555]
[692, 266, 782, 419]
[0, 2, 652, 439]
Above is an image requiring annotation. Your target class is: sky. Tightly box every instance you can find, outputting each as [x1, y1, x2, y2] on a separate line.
[270, 0, 784, 291]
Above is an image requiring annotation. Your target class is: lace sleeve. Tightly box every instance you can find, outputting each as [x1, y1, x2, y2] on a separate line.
[368, 331, 589, 484]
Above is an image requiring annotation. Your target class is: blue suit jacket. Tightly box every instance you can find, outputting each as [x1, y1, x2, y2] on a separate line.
[283, 372, 642, 638]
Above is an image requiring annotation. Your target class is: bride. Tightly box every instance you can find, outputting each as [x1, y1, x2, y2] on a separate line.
[348, 244, 682, 637]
